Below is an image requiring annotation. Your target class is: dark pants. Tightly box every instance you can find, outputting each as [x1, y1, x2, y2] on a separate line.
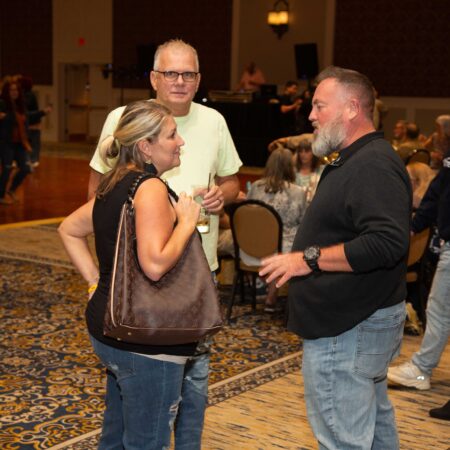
[29, 129, 41, 163]
[0, 143, 31, 198]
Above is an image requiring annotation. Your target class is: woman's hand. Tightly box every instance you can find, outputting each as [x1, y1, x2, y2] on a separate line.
[174, 192, 200, 230]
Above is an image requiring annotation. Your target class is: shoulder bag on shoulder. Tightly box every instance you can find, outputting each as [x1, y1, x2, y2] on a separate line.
[103, 173, 223, 345]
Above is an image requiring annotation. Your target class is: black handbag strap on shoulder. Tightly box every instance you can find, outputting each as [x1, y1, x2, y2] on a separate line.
[127, 172, 179, 206]
[125, 172, 180, 274]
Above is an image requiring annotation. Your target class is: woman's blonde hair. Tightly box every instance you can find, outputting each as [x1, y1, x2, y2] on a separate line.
[263, 147, 296, 193]
[97, 100, 171, 197]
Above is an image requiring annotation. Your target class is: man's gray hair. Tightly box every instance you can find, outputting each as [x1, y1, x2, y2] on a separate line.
[153, 39, 199, 72]
[316, 66, 375, 118]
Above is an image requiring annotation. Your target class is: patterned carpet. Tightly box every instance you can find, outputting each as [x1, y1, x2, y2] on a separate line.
[0, 224, 301, 449]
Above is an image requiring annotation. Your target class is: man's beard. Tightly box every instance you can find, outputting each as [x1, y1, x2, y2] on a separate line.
[312, 115, 346, 157]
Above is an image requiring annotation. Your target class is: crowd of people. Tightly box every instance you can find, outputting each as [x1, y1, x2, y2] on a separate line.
[5, 37, 449, 448]
[0, 75, 51, 205]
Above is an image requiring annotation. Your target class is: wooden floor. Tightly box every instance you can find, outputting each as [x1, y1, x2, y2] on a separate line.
[0, 155, 91, 225]
[0, 151, 263, 226]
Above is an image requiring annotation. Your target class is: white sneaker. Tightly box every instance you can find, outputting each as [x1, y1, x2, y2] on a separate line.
[387, 361, 430, 390]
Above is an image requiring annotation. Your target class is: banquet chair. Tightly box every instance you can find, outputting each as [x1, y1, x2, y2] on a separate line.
[226, 200, 282, 322]
[406, 149, 431, 166]
[407, 228, 431, 328]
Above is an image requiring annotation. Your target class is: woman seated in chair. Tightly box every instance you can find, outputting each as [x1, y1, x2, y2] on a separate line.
[247, 148, 306, 311]
[424, 114, 450, 170]
[404, 162, 436, 334]
[292, 136, 324, 205]
[267, 135, 323, 205]
[407, 162, 436, 210]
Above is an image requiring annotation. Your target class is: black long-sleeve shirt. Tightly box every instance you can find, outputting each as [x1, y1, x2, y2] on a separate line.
[288, 132, 412, 339]
[412, 156, 450, 241]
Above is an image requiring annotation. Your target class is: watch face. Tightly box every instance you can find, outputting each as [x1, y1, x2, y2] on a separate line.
[304, 246, 320, 260]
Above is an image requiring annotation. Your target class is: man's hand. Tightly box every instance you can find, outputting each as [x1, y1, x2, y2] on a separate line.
[202, 185, 225, 214]
[259, 252, 311, 288]
[268, 137, 288, 152]
[293, 97, 303, 109]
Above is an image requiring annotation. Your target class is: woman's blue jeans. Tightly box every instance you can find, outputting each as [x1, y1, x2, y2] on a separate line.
[0, 143, 31, 198]
[90, 336, 185, 450]
[302, 301, 406, 450]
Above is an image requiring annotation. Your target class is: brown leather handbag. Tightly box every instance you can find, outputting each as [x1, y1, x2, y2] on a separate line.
[103, 173, 223, 345]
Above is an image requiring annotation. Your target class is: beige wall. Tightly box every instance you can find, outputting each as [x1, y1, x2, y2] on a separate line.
[39, 0, 448, 144]
[38, 0, 113, 141]
[382, 97, 450, 140]
[232, 0, 330, 90]
[53, 0, 112, 64]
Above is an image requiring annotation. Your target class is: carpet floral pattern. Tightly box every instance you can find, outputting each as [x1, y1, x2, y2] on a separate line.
[0, 256, 300, 449]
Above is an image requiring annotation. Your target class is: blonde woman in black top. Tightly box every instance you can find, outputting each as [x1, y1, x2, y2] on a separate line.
[59, 100, 200, 449]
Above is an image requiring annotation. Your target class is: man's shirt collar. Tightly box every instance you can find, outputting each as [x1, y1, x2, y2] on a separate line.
[330, 131, 384, 167]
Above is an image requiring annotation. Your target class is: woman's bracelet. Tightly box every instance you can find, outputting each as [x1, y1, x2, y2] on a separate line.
[88, 283, 98, 294]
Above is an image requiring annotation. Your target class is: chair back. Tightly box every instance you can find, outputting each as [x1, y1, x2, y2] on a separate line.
[407, 228, 430, 267]
[230, 200, 282, 263]
[406, 149, 431, 166]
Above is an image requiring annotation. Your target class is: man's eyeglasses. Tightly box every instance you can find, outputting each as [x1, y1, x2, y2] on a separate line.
[153, 70, 199, 82]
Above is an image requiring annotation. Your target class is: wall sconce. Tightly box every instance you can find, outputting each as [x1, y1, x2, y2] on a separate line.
[267, 0, 289, 39]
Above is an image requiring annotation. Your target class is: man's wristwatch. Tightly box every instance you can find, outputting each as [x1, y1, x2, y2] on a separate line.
[303, 246, 321, 272]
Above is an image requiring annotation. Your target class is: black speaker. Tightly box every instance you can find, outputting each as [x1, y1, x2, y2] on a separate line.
[294, 43, 319, 80]
[136, 44, 156, 77]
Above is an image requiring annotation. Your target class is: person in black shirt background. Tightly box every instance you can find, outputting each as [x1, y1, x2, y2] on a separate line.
[388, 154, 450, 394]
[278, 80, 301, 136]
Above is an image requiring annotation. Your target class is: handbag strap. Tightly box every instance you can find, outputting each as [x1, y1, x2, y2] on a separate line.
[125, 171, 182, 273]
[127, 172, 179, 206]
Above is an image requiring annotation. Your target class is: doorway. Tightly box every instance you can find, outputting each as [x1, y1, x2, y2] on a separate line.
[59, 63, 111, 143]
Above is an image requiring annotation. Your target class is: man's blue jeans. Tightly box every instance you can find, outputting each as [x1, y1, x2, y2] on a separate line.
[174, 352, 210, 449]
[302, 302, 406, 450]
[412, 241, 450, 375]
[171, 273, 215, 449]
[90, 336, 185, 450]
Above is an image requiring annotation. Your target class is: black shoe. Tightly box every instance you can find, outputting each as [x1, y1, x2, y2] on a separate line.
[429, 400, 450, 420]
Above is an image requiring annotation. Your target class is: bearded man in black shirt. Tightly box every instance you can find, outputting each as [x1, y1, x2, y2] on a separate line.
[260, 66, 411, 450]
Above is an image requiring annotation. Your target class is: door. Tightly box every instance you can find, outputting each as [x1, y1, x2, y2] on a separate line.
[64, 64, 90, 142]
[61, 63, 111, 142]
